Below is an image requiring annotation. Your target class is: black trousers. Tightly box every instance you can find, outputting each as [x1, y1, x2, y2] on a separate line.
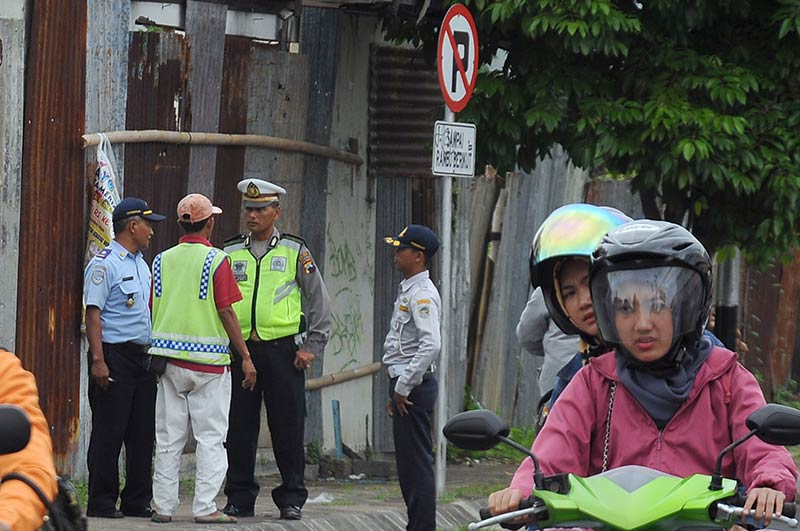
[225, 337, 308, 510]
[87, 342, 156, 514]
[390, 375, 438, 531]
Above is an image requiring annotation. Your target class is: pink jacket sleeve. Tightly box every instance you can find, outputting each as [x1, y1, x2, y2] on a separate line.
[728, 363, 798, 497]
[509, 367, 597, 495]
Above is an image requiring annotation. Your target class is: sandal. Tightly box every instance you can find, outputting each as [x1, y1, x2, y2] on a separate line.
[194, 510, 238, 524]
[151, 513, 172, 523]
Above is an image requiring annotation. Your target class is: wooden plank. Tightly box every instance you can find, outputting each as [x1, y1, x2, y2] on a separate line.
[17, 0, 87, 472]
[299, 7, 338, 444]
[0, 3, 27, 350]
[185, 0, 227, 198]
[79, 0, 131, 479]
[243, 44, 309, 235]
[86, 0, 129, 185]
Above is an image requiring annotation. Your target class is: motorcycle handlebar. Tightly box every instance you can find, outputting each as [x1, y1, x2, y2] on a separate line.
[726, 494, 796, 518]
[478, 496, 540, 523]
[781, 502, 795, 518]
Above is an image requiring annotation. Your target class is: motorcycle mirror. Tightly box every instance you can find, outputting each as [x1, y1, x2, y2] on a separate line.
[0, 405, 31, 454]
[444, 409, 547, 490]
[710, 403, 800, 490]
[443, 409, 509, 451]
[746, 403, 800, 446]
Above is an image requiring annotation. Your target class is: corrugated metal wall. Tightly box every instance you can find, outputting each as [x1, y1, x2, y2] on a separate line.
[368, 45, 441, 452]
[16, 0, 87, 471]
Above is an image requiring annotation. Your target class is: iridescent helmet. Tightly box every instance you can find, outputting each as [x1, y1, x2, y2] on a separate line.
[589, 220, 713, 368]
[529, 204, 632, 340]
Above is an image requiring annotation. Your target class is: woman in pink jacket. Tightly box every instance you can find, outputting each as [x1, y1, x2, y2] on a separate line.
[489, 220, 797, 527]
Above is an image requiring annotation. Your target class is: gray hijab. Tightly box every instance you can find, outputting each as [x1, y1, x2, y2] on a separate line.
[616, 336, 713, 429]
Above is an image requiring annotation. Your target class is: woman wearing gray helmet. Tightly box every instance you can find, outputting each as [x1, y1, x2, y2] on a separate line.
[490, 220, 796, 527]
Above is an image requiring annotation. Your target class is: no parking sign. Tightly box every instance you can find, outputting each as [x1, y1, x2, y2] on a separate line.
[437, 4, 479, 113]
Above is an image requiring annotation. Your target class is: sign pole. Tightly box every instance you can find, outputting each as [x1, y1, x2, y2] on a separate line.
[435, 107, 455, 496]
[434, 2, 478, 497]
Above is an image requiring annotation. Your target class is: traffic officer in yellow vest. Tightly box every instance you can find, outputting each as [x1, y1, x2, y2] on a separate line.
[222, 178, 331, 521]
[149, 193, 256, 525]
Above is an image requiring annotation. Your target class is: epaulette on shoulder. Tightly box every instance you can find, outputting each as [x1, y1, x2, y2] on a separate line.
[280, 232, 306, 246]
[95, 248, 112, 260]
[223, 234, 248, 251]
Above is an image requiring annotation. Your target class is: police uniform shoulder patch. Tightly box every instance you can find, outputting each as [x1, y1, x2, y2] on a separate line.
[90, 266, 106, 285]
[96, 248, 111, 260]
[417, 305, 431, 318]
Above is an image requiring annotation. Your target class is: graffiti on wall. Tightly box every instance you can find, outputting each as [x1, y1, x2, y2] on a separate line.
[326, 225, 373, 370]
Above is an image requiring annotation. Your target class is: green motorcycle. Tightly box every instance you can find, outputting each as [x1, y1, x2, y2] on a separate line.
[443, 404, 800, 531]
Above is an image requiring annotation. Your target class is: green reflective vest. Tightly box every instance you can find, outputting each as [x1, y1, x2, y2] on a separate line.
[225, 236, 303, 341]
[150, 243, 231, 365]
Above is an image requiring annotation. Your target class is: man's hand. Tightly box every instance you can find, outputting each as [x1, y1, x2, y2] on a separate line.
[743, 486, 785, 526]
[294, 349, 315, 371]
[241, 358, 257, 390]
[392, 392, 413, 416]
[90, 358, 111, 389]
[385, 399, 394, 417]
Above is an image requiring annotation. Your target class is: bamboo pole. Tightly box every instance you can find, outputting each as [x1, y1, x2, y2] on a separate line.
[305, 362, 382, 391]
[81, 129, 363, 166]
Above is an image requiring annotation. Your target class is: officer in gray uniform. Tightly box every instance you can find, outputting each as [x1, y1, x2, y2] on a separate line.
[222, 178, 331, 521]
[83, 197, 166, 518]
[382, 224, 442, 531]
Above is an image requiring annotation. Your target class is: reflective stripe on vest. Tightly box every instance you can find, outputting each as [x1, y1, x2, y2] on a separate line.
[226, 237, 303, 341]
[151, 244, 231, 365]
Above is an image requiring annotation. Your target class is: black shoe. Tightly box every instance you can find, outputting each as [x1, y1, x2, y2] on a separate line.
[279, 506, 301, 520]
[222, 503, 255, 518]
[87, 509, 124, 518]
[121, 507, 154, 518]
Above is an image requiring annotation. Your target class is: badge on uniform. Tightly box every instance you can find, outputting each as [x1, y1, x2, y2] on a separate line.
[418, 305, 431, 318]
[232, 260, 248, 281]
[271, 256, 287, 272]
[302, 256, 316, 275]
[91, 266, 106, 285]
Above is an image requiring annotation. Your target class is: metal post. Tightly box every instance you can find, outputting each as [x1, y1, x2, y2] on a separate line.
[332, 399, 343, 460]
[435, 107, 455, 495]
[715, 249, 741, 351]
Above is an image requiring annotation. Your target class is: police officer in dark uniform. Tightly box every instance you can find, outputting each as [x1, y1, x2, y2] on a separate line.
[382, 225, 442, 531]
[222, 179, 331, 521]
[83, 197, 165, 518]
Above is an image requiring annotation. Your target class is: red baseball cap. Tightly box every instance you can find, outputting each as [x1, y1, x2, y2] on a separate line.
[176, 193, 222, 223]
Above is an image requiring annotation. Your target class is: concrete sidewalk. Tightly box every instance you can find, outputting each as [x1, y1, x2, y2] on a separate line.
[86, 460, 517, 531]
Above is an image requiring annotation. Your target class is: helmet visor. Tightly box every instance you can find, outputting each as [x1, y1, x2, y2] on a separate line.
[591, 266, 704, 352]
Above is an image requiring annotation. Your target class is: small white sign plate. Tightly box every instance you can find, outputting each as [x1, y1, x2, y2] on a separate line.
[432, 120, 476, 177]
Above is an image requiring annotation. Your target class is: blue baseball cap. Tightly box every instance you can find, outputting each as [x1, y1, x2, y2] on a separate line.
[384, 224, 440, 256]
[112, 197, 166, 223]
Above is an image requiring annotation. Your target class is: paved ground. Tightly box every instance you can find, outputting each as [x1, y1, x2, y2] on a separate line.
[86, 460, 517, 531]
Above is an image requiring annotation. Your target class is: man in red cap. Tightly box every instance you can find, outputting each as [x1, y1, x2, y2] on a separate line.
[149, 193, 256, 524]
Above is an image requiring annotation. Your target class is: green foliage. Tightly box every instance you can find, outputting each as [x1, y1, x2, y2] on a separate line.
[384, 0, 800, 263]
[775, 378, 800, 409]
[306, 441, 322, 465]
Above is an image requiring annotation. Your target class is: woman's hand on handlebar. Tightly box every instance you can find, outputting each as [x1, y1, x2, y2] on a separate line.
[743, 486, 785, 526]
[488, 487, 526, 516]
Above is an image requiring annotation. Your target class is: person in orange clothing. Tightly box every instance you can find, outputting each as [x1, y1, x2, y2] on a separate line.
[0, 349, 58, 531]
